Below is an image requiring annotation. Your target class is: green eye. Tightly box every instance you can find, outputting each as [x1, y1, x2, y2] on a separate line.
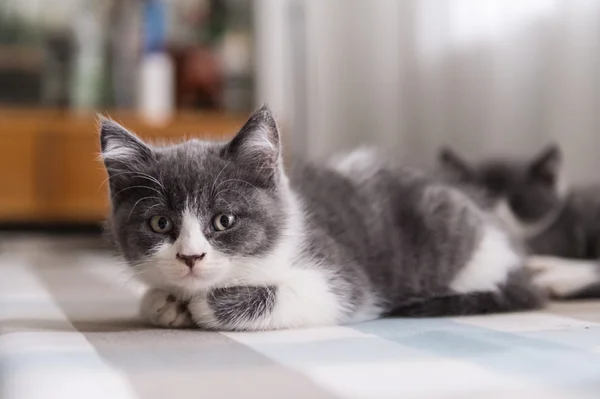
[149, 216, 173, 233]
[213, 214, 235, 231]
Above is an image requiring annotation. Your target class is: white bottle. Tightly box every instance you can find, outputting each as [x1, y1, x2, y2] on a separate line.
[138, 52, 174, 126]
[138, 0, 174, 126]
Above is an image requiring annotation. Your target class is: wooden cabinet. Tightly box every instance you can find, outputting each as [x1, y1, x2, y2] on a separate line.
[0, 109, 246, 223]
[38, 125, 109, 222]
[0, 126, 38, 221]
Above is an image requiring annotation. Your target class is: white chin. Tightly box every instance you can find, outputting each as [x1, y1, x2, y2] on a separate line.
[176, 270, 227, 292]
[138, 260, 231, 293]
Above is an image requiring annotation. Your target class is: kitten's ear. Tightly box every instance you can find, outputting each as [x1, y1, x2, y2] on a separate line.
[438, 147, 473, 181]
[98, 116, 154, 172]
[530, 144, 561, 184]
[223, 105, 281, 184]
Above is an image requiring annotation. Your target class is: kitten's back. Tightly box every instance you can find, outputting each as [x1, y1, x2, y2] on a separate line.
[289, 152, 542, 315]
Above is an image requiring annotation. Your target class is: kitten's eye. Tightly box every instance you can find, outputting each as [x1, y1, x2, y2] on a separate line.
[213, 214, 235, 231]
[149, 216, 173, 233]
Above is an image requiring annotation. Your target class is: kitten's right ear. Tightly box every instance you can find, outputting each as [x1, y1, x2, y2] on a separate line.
[438, 147, 473, 180]
[222, 105, 281, 186]
[530, 144, 562, 184]
[98, 116, 154, 171]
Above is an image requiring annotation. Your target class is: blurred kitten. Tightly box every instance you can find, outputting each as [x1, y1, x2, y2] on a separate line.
[438, 145, 600, 298]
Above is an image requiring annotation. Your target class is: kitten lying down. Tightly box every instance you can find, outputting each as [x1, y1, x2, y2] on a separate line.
[100, 106, 544, 331]
[438, 146, 600, 299]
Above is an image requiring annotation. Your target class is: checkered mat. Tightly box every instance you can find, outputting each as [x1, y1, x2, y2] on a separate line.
[2, 238, 600, 399]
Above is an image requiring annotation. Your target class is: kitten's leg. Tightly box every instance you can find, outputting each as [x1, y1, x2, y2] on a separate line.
[188, 270, 347, 331]
[140, 288, 194, 328]
[527, 255, 600, 299]
[413, 221, 545, 317]
[390, 269, 545, 317]
[188, 286, 278, 331]
[390, 218, 546, 317]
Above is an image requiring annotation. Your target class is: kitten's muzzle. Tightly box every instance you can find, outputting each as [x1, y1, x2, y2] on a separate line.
[176, 252, 206, 268]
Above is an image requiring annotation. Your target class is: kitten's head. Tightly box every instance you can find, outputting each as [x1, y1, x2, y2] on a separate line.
[438, 145, 565, 235]
[100, 106, 290, 294]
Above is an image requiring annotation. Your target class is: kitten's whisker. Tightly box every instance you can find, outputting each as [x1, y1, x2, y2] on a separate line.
[213, 189, 253, 208]
[98, 171, 165, 194]
[128, 196, 161, 221]
[215, 198, 235, 214]
[97, 170, 137, 192]
[144, 203, 163, 214]
[118, 269, 145, 284]
[208, 289, 223, 307]
[129, 258, 155, 270]
[210, 161, 232, 197]
[133, 172, 166, 192]
[213, 179, 261, 195]
[114, 185, 163, 198]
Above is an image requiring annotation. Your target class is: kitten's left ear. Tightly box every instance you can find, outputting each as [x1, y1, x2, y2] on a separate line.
[438, 146, 473, 181]
[223, 105, 281, 183]
[530, 144, 562, 184]
[98, 116, 154, 170]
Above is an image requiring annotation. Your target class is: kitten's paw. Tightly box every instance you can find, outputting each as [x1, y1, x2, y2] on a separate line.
[188, 286, 278, 331]
[140, 288, 194, 328]
[526, 255, 562, 274]
[527, 256, 596, 298]
[187, 295, 221, 330]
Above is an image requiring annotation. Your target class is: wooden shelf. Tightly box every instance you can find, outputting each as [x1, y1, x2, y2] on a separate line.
[0, 109, 248, 223]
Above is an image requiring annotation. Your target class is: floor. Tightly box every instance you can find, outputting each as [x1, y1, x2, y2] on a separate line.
[2, 234, 600, 399]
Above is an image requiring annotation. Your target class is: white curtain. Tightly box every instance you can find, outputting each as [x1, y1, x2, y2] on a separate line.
[256, 0, 600, 184]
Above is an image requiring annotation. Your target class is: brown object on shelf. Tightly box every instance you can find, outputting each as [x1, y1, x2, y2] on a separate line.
[173, 46, 224, 109]
[0, 109, 247, 224]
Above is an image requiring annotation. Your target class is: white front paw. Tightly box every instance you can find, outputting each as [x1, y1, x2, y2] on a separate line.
[140, 288, 194, 328]
[187, 295, 221, 330]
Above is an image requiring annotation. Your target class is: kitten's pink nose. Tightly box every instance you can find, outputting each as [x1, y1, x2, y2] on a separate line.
[176, 253, 206, 268]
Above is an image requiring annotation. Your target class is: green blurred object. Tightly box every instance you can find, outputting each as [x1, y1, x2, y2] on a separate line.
[0, 10, 41, 45]
[205, 0, 227, 43]
[70, 1, 107, 110]
[0, 6, 43, 105]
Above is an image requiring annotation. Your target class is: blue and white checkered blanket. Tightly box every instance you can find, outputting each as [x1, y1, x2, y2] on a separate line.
[2, 238, 600, 399]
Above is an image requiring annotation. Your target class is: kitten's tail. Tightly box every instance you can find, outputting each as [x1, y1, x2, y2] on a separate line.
[527, 255, 600, 299]
[388, 270, 546, 317]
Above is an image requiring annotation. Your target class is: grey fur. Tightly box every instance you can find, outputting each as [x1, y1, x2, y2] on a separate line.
[438, 145, 563, 221]
[209, 286, 278, 326]
[100, 107, 543, 330]
[388, 269, 540, 316]
[292, 158, 542, 318]
[101, 109, 286, 264]
[438, 145, 600, 298]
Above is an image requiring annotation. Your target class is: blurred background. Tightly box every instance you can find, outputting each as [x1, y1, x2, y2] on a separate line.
[1, 0, 600, 230]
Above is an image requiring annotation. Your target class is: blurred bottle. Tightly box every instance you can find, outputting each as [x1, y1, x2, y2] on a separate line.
[219, 0, 254, 112]
[107, 0, 142, 109]
[139, 0, 174, 125]
[70, 1, 106, 111]
[169, 0, 254, 112]
[42, 32, 73, 108]
[0, 8, 43, 105]
[172, 0, 224, 110]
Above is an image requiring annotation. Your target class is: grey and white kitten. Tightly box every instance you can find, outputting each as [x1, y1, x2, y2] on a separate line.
[100, 106, 543, 331]
[438, 145, 600, 299]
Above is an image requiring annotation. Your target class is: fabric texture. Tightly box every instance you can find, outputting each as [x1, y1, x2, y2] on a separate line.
[2, 237, 600, 399]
